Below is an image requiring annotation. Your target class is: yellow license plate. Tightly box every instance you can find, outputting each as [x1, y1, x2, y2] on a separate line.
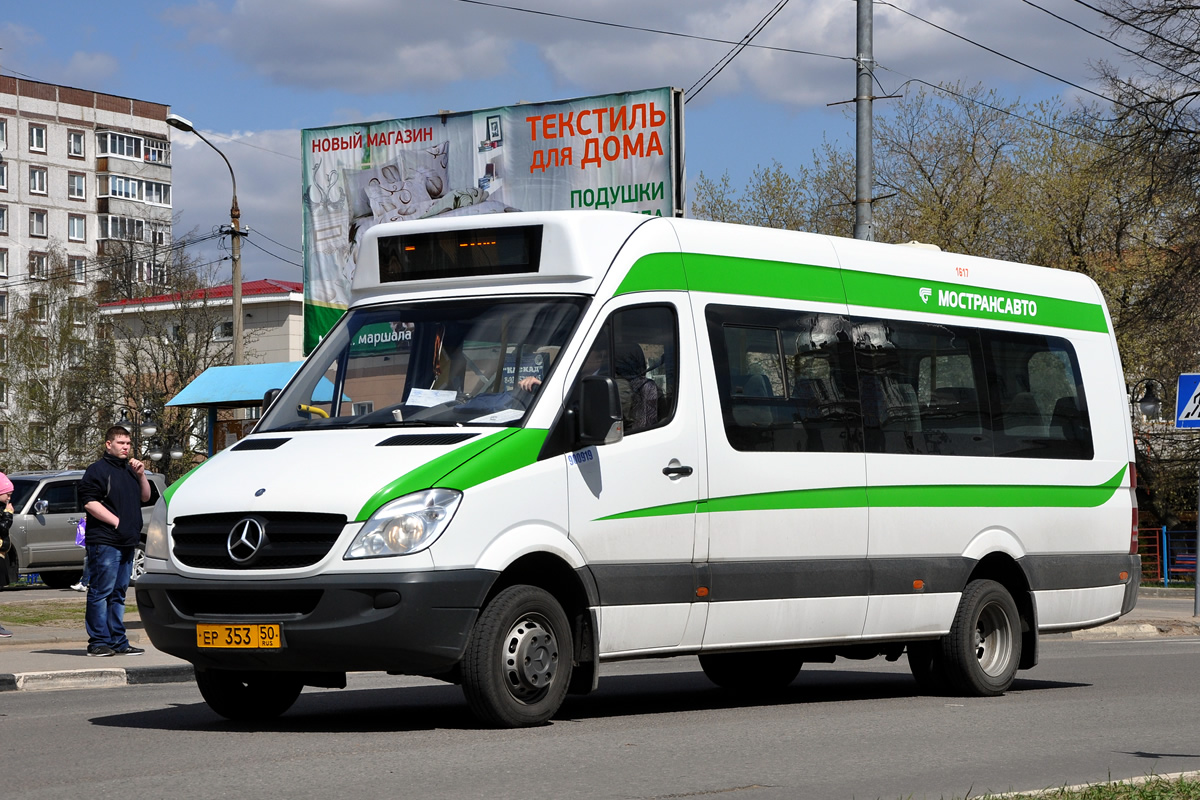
[196, 623, 282, 649]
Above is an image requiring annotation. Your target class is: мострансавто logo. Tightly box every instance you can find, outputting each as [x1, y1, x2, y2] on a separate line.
[919, 287, 1037, 318]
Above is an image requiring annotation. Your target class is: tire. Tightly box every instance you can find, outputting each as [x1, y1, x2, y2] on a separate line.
[40, 570, 82, 590]
[699, 650, 803, 691]
[907, 641, 948, 694]
[461, 585, 573, 728]
[941, 579, 1022, 696]
[195, 669, 304, 721]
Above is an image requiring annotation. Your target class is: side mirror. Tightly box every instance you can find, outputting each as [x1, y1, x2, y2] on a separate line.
[578, 376, 623, 446]
[33, 499, 49, 516]
[262, 388, 282, 413]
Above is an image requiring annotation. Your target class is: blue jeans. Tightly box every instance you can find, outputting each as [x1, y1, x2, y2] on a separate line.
[84, 544, 134, 649]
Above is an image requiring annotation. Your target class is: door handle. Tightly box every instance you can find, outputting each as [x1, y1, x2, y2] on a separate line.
[662, 465, 694, 477]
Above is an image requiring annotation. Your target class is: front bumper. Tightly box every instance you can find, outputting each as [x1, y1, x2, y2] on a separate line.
[136, 569, 498, 675]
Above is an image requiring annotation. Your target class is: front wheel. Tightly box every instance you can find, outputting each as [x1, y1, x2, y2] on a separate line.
[461, 585, 573, 728]
[131, 542, 146, 583]
[699, 650, 803, 691]
[941, 579, 1022, 696]
[195, 669, 304, 721]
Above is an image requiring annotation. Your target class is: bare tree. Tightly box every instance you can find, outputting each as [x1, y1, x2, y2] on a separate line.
[0, 246, 113, 469]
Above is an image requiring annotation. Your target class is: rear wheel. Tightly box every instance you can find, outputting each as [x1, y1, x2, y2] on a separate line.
[941, 579, 1022, 696]
[195, 669, 304, 721]
[699, 650, 803, 691]
[40, 570, 82, 590]
[461, 585, 573, 728]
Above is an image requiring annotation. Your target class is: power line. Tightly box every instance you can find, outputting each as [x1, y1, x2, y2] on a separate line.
[875, 1, 1134, 111]
[1067, 0, 1200, 60]
[249, 228, 302, 254]
[243, 236, 302, 268]
[1019, 0, 1195, 84]
[450, 0, 851, 64]
[686, 0, 794, 104]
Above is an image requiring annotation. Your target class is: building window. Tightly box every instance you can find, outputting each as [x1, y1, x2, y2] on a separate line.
[213, 320, 234, 341]
[29, 123, 47, 153]
[69, 340, 85, 368]
[0, 292, 6, 319]
[69, 425, 87, 454]
[29, 251, 48, 278]
[150, 261, 167, 285]
[150, 221, 170, 246]
[0, 161, 7, 191]
[0, 423, 7, 451]
[68, 130, 85, 158]
[70, 297, 89, 325]
[31, 294, 49, 323]
[0, 119, 6, 148]
[29, 210, 48, 238]
[0, 248, 7, 277]
[0, 205, 6, 233]
[0, 380, 7, 406]
[100, 175, 141, 200]
[144, 181, 171, 206]
[29, 166, 48, 195]
[0, 335, 7, 362]
[68, 172, 86, 200]
[68, 214, 86, 242]
[33, 337, 48, 366]
[96, 131, 142, 160]
[98, 215, 145, 241]
[30, 424, 47, 452]
[69, 256, 87, 283]
[145, 138, 170, 164]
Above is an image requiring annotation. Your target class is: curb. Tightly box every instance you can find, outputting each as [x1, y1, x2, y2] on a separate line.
[1054, 619, 1200, 640]
[0, 663, 194, 692]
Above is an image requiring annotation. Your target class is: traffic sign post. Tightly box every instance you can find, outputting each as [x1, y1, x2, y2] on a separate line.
[1175, 374, 1200, 616]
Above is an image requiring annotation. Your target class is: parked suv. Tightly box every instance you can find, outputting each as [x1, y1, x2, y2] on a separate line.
[3, 469, 166, 589]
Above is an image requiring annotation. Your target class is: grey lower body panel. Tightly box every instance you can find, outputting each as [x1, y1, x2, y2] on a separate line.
[136, 569, 497, 675]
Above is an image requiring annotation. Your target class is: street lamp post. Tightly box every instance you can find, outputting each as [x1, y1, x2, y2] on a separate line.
[165, 113, 244, 365]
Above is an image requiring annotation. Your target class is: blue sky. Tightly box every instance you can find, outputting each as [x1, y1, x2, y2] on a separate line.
[2, 0, 1140, 284]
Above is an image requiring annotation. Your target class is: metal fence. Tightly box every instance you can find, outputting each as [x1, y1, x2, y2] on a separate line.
[1138, 528, 1198, 585]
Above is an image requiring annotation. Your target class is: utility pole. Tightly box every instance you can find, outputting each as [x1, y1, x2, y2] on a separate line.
[854, 0, 874, 241]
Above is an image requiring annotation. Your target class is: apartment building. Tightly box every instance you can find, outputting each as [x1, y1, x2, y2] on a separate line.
[0, 76, 173, 464]
[0, 76, 173, 310]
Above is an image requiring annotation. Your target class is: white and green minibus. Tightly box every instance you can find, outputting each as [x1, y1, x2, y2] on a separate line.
[139, 210, 1140, 727]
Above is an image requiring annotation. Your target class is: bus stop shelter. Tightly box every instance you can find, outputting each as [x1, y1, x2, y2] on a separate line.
[166, 361, 319, 455]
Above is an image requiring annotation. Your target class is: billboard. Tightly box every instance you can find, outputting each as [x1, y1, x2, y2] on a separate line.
[301, 87, 685, 351]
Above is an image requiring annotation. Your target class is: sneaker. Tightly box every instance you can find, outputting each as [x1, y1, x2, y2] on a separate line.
[70, 583, 86, 592]
[114, 645, 145, 656]
[0, 625, 13, 638]
[87, 644, 115, 657]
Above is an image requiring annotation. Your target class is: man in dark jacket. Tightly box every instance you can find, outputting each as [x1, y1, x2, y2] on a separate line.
[80, 425, 151, 657]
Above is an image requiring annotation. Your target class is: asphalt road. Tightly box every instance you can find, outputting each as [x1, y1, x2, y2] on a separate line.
[4, 636, 1199, 800]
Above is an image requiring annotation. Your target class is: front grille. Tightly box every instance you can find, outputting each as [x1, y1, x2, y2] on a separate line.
[172, 512, 347, 570]
[167, 589, 322, 617]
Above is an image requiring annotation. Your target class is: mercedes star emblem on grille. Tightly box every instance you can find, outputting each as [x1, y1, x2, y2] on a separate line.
[227, 517, 267, 564]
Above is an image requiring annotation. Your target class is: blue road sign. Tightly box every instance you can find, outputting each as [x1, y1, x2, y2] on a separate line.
[1176, 374, 1200, 428]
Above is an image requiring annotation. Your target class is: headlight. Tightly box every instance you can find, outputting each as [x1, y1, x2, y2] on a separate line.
[145, 497, 168, 560]
[345, 488, 462, 559]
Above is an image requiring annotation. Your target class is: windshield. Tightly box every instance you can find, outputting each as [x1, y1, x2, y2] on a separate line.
[257, 296, 587, 433]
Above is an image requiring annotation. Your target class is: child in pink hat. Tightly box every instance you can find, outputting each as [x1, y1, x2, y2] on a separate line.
[0, 471, 14, 637]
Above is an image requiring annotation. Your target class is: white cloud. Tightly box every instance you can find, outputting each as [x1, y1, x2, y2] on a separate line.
[170, 128, 304, 283]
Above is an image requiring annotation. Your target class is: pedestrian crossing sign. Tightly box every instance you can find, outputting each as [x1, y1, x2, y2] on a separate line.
[1176, 374, 1200, 428]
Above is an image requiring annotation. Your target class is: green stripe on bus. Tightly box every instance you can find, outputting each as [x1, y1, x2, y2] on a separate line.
[597, 466, 1125, 521]
[840, 270, 1109, 334]
[682, 253, 848, 304]
[357, 429, 546, 520]
[615, 252, 688, 295]
[614, 252, 1108, 333]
